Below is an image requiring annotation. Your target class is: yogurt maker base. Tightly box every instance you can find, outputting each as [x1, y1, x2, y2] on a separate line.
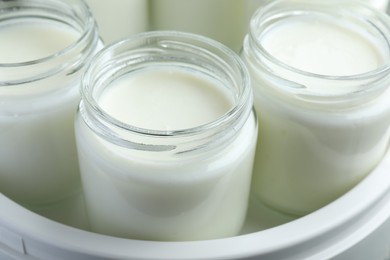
[0, 148, 389, 260]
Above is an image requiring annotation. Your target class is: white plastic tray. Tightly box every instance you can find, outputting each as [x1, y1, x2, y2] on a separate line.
[0, 148, 389, 260]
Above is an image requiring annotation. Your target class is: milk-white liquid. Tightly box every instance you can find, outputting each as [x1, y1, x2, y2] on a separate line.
[85, 0, 148, 44]
[247, 15, 390, 215]
[261, 16, 383, 76]
[0, 21, 85, 205]
[149, 0, 246, 53]
[0, 23, 77, 63]
[76, 69, 257, 240]
[99, 70, 233, 130]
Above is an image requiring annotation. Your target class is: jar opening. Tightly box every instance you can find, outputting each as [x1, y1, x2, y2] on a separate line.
[0, 0, 98, 86]
[247, 0, 390, 102]
[81, 31, 252, 152]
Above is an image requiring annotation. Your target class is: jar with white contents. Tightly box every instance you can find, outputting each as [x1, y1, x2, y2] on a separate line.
[0, 0, 102, 207]
[242, 0, 390, 216]
[149, 0, 246, 53]
[84, 0, 148, 44]
[76, 31, 257, 241]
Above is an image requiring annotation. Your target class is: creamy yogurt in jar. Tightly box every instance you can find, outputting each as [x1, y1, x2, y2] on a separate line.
[0, 0, 102, 206]
[76, 31, 257, 241]
[149, 0, 246, 53]
[243, 0, 390, 216]
[85, 0, 148, 44]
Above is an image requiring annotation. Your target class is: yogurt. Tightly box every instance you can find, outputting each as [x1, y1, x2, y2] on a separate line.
[76, 31, 257, 241]
[99, 70, 234, 130]
[149, 0, 246, 52]
[0, 0, 101, 206]
[243, 1, 390, 215]
[0, 23, 78, 63]
[261, 16, 383, 76]
[85, 0, 148, 44]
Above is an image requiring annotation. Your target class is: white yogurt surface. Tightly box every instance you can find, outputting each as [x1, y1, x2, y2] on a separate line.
[0, 21, 79, 63]
[99, 70, 233, 130]
[261, 15, 384, 76]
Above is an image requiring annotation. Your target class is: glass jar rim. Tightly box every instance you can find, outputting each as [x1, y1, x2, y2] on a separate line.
[81, 31, 252, 143]
[247, 0, 390, 101]
[0, 0, 98, 84]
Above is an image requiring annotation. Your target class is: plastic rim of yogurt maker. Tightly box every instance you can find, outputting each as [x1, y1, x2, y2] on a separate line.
[0, 147, 389, 260]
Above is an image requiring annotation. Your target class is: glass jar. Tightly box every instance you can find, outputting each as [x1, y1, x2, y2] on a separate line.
[149, 0, 246, 53]
[85, 0, 148, 44]
[0, 0, 102, 206]
[76, 31, 257, 241]
[242, 0, 390, 216]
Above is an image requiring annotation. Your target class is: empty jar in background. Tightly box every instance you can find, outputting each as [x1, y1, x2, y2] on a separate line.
[242, 0, 390, 216]
[75, 31, 257, 241]
[85, 0, 148, 44]
[0, 0, 102, 206]
[149, 0, 246, 53]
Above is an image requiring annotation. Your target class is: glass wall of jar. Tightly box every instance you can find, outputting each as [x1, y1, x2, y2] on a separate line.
[76, 31, 257, 241]
[0, 0, 102, 206]
[242, 0, 390, 216]
[149, 0, 246, 53]
[85, 0, 149, 44]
